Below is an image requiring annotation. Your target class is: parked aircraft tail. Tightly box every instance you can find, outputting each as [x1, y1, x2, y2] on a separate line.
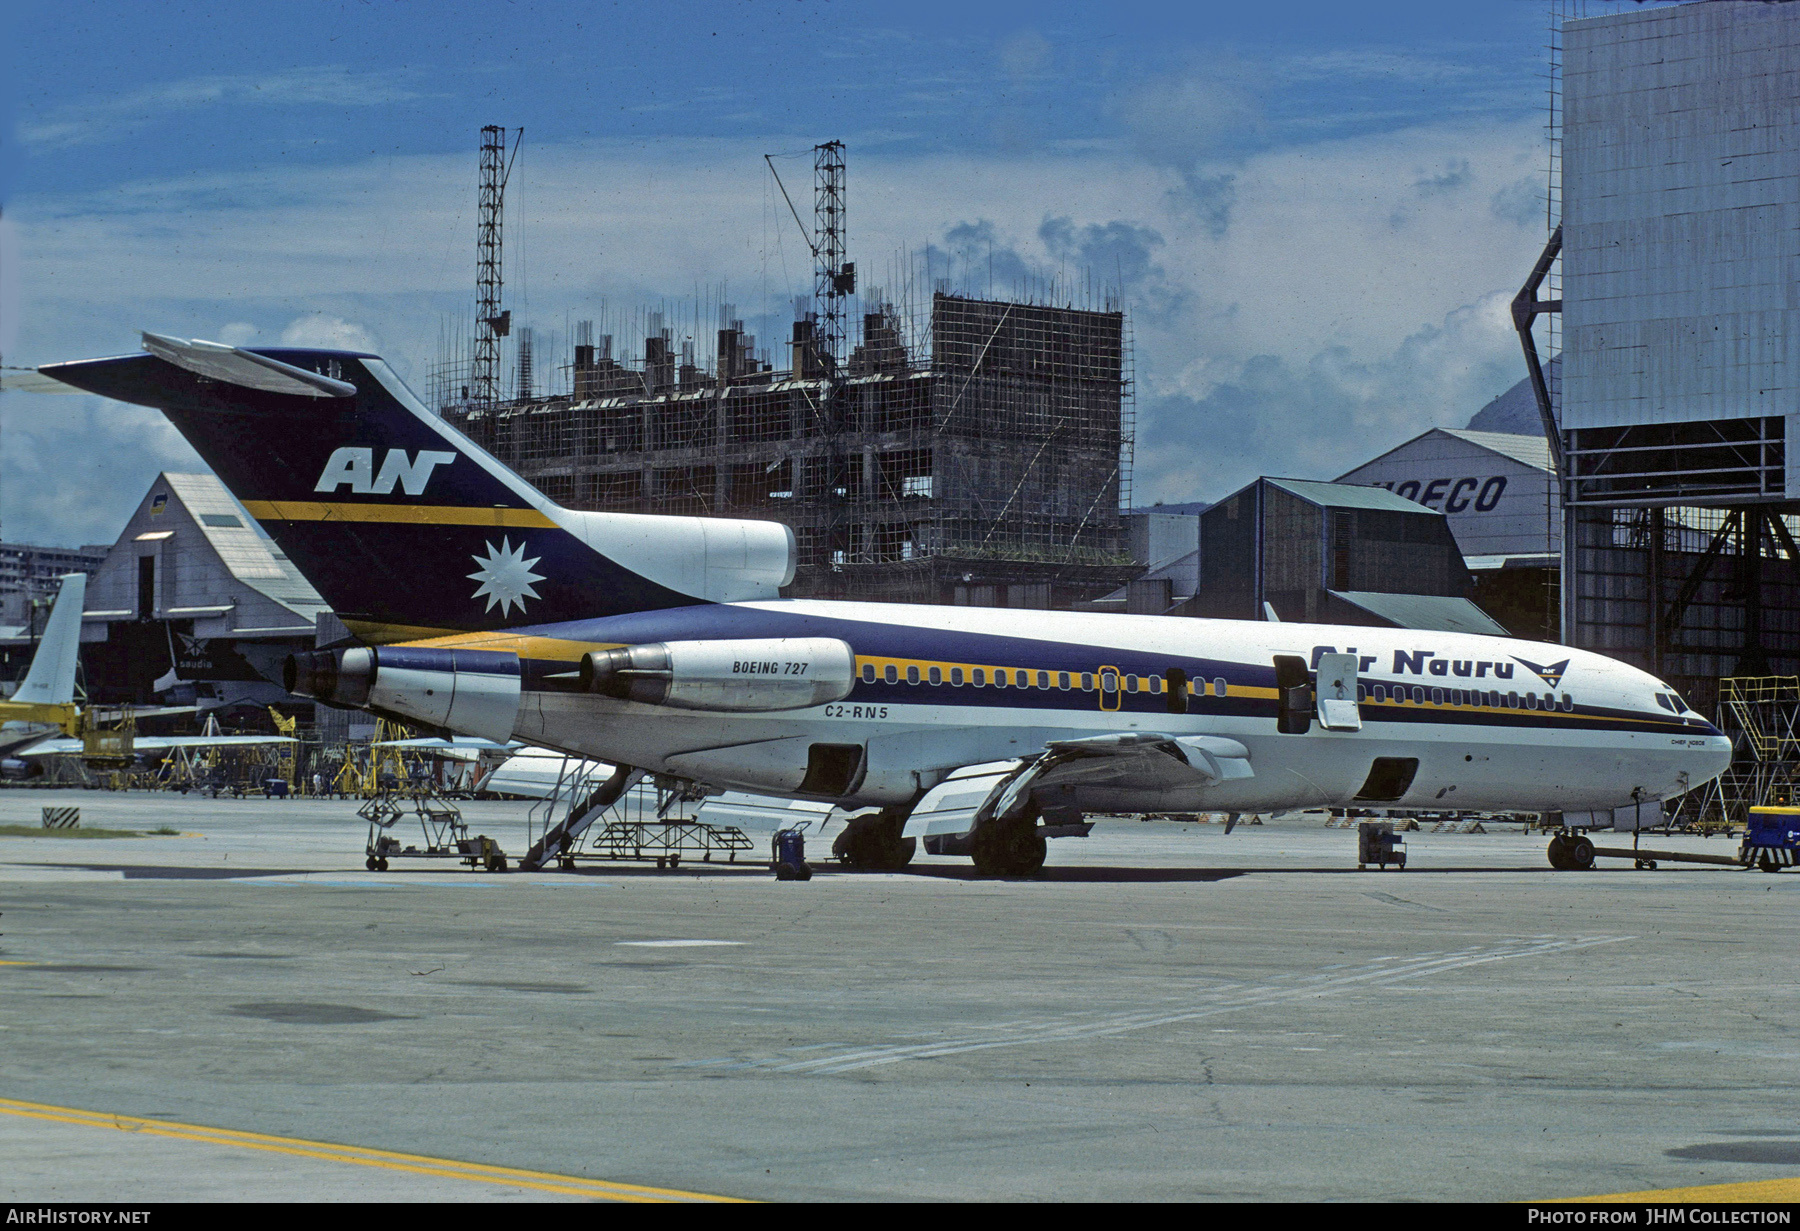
[42, 336, 794, 642]
[13, 573, 86, 705]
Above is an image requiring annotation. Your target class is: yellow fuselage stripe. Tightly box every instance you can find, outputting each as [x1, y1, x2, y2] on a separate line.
[0, 1096, 744, 1202]
[242, 500, 557, 528]
[325, 637, 1675, 730]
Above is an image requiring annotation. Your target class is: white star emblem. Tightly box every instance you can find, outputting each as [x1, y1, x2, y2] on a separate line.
[467, 537, 545, 616]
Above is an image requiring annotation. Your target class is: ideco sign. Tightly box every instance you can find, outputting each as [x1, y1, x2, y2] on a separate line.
[1367, 476, 1507, 514]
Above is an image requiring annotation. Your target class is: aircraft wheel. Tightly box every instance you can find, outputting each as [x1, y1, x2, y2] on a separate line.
[971, 822, 1046, 877]
[832, 810, 916, 870]
[376, 857, 389, 872]
[1546, 836, 1571, 870]
[1567, 835, 1595, 870]
[365, 856, 378, 871]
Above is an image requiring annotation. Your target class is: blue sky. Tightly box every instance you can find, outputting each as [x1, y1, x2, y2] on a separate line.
[0, 0, 1637, 545]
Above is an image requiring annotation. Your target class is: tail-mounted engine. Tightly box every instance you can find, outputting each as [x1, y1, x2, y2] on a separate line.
[579, 637, 855, 712]
[285, 646, 521, 743]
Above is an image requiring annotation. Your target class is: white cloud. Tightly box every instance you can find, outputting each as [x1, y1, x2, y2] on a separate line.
[0, 213, 18, 359]
[998, 30, 1053, 81]
[1110, 69, 1262, 167]
[16, 67, 425, 150]
[279, 314, 378, 352]
[0, 393, 204, 546]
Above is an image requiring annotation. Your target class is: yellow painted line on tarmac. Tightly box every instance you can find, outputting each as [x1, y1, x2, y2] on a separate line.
[1558, 1175, 1800, 1203]
[0, 1096, 745, 1203]
[0, 960, 38, 966]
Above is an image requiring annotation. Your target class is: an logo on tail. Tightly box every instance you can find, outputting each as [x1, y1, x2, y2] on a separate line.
[1513, 656, 1570, 688]
[316, 448, 457, 495]
[468, 537, 544, 616]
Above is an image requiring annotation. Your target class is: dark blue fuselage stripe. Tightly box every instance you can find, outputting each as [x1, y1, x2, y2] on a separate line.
[493, 606, 1716, 739]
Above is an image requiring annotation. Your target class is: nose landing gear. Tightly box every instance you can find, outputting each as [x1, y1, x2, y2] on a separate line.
[1547, 831, 1596, 870]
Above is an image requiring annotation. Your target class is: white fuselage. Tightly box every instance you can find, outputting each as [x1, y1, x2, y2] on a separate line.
[502, 600, 1731, 815]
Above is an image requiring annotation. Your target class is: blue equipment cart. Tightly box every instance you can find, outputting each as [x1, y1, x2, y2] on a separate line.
[1743, 806, 1800, 872]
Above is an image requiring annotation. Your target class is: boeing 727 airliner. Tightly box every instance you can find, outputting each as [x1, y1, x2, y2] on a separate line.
[32, 335, 1732, 874]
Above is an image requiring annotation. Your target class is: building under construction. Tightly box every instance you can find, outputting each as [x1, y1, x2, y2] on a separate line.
[437, 138, 1137, 607]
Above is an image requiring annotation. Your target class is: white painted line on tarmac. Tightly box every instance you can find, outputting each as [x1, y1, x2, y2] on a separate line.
[678, 935, 1629, 1075]
[615, 940, 744, 947]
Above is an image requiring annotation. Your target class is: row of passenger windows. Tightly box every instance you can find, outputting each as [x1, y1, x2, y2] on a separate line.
[1364, 683, 1574, 712]
[858, 662, 1230, 697]
[854, 661, 1577, 714]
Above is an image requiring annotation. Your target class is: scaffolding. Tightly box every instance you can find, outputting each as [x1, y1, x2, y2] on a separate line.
[445, 281, 1135, 606]
[1690, 677, 1800, 831]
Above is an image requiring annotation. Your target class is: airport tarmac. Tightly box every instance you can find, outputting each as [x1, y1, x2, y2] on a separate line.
[0, 787, 1794, 1203]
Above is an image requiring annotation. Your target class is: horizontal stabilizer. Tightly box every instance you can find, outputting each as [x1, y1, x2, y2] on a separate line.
[141, 333, 357, 399]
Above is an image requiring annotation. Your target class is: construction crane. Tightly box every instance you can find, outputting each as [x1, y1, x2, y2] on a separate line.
[765, 140, 853, 376]
[472, 125, 522, 407]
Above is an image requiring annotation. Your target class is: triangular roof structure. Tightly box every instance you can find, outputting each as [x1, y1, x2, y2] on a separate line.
[1335, 428, 1551, 484]
[1436, 429, 1553, 473]
[1264, 476, 1445, 513]
[1328, 590, 1509, 637]
[83, 473, 325, 635]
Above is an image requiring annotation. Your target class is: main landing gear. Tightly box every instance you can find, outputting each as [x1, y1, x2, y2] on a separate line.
[1546, 831, 1596, 871]
[970, 816, 1047, 878]
[832, 808, 916, 871]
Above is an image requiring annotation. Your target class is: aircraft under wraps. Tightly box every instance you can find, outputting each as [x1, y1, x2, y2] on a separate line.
[31, 334, 1732, 873]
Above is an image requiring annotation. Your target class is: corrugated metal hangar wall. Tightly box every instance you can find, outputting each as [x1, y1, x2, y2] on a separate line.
[1562, 1, 1800, 720]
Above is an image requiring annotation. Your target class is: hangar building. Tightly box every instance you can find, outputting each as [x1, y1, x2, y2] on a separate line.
[1553, 1, 1800, 709]
[1337, 428, 1560, 640]
[79, 473, 326, 709]
[1182, 477, 1505, 636]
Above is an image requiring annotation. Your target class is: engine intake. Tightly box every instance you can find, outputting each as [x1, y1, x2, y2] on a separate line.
[580, 637, 855, 712]
[284, 646, 521, 743]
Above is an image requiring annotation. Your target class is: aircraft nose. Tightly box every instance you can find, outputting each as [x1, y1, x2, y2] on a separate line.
[1684, 732, 1734, 785]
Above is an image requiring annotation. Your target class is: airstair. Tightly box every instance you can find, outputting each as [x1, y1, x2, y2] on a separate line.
[518, 758, 753, 871]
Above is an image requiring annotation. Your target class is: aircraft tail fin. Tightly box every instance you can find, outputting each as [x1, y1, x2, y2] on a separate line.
[14, 574, 86, 705]
[41, 336, 794, 642]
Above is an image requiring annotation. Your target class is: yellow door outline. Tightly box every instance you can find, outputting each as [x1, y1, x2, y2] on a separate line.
[1098, 665, 1122, 712]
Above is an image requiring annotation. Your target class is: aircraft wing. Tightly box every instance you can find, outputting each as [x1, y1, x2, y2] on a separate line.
[372, 737, 521, 762]
[482, 751, 616, 800]
[0, 369, 85, 394]
[0, 725, 63, 759]
[16, 735, 297, 758]
[901, 732, 1253, 841]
